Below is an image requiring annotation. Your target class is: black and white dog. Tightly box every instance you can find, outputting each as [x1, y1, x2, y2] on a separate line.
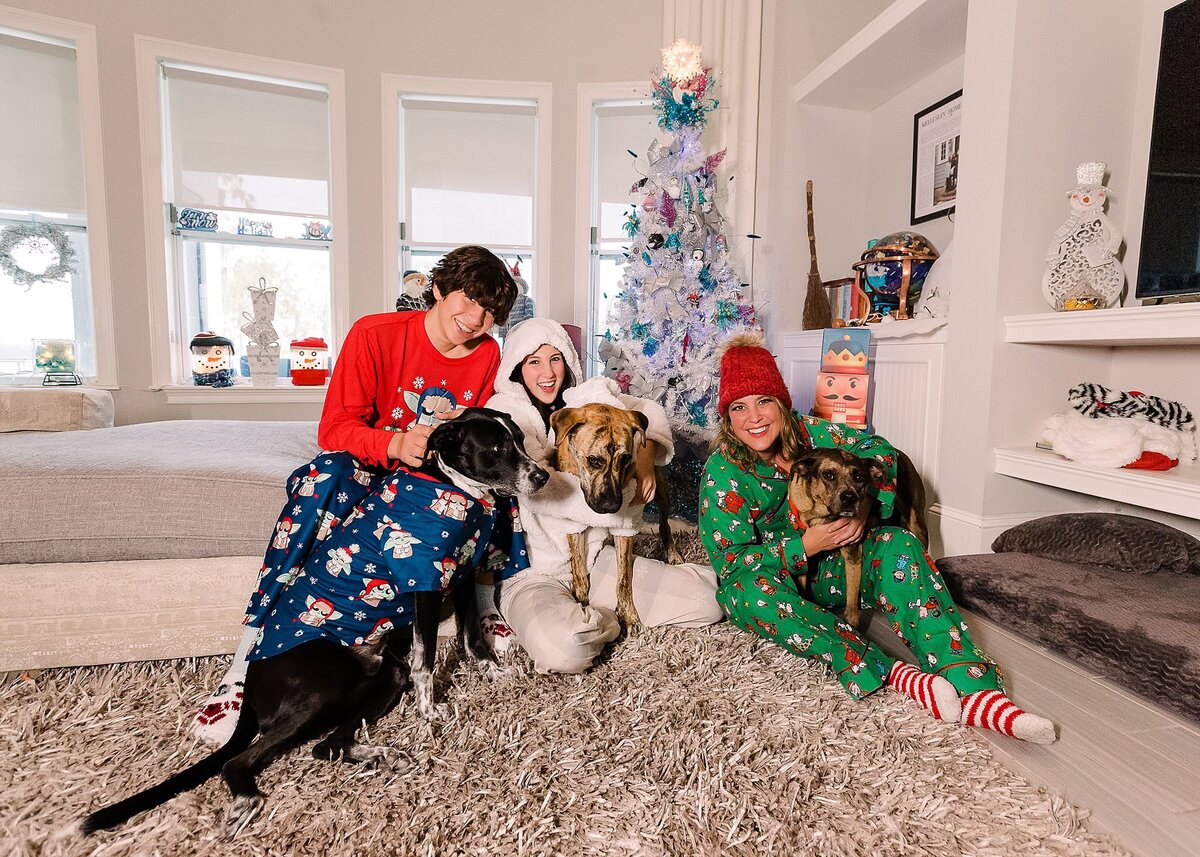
[79, 408, 547, 839]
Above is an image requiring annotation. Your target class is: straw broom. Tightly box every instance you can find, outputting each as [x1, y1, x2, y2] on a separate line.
[801, 180, 833, 330]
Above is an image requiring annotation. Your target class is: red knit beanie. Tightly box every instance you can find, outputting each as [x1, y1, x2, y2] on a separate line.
[717, 332, 792, 415]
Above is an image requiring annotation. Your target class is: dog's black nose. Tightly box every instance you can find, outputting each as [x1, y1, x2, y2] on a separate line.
[530, 467, 549, 489]
[839, 489, 858, 508]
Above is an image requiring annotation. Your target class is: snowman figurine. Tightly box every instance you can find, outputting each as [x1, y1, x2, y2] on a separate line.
[190, 332, 237, 387]
[289, 337, 330, 386]
[396, 269, 430, 313]
[1042, 161, 1125, 311]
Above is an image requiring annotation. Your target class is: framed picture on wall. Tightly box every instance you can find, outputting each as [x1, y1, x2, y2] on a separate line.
[910, 90, 963, 225]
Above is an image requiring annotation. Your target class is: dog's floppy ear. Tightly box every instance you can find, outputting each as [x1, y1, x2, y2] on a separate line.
[791, 454, 819, 481]
[426, 419, 464, 455]
[625, 409, 649, 448]
[550, 407, 587, 444]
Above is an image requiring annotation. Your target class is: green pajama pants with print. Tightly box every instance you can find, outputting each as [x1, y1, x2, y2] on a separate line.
[717, 526, 1003, 700]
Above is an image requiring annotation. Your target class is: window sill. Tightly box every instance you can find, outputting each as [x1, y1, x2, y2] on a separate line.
[162, 383, 328, 404]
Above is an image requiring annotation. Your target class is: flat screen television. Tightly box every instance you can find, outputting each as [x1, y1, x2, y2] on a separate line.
[1135, 0, 1200, 300]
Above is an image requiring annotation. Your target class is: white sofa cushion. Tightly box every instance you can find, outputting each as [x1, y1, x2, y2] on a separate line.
[0, 388, 114, 432]
[0, 419, 320, 563]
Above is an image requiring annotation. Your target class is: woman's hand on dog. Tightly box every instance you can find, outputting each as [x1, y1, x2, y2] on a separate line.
[801, 517, 865, 556]
[628, 441, 659, 504]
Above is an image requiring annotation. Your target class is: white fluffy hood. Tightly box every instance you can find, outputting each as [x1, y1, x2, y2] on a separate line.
[493, 318, 583, 401]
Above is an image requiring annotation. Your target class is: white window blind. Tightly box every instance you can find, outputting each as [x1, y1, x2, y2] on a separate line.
[0, 32, 85, 212]
[402, 97, 535, 246]
[164, 65, 330, 217]
[594, 104, 656, 243]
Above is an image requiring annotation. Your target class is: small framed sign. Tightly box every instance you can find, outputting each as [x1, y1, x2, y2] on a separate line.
[910, 90, 962, 225]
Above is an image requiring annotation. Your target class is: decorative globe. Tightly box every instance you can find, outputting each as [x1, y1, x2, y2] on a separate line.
[851, 231, 939, 318]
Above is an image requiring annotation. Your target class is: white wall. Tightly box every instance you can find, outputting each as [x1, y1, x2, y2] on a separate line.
[754, 0, 892, 339]
[4, 0, 661, 424]
[757, 0, 1200, 548]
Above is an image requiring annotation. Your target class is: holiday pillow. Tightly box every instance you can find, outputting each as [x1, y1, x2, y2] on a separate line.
[992, 513, 1200, 575]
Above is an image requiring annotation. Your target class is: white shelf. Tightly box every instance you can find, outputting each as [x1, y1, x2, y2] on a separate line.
[1004, 303, 1200, 346]
[994, 447, 1200, 521]
[162, 384, 328, 405]
[779, 317, 949, 349]
[791, 0, 968, 109]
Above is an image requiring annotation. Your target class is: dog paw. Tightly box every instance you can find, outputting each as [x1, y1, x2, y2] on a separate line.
[221, 794, 263, 840]
[350, 744, 409, 773]
[617, 610, 642, 632]
[418, 700, 450, 721]
[475, 658, 510, 681]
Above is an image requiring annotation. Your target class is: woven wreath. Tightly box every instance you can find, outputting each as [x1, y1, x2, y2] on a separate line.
[0, 222, 77, 289]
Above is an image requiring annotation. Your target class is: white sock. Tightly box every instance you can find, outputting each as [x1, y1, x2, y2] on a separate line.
[476, 582, 513, 656]
[189, 626, 255, 746]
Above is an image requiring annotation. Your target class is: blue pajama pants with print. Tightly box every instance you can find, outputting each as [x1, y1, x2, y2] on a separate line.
[245, 452, 391, 628]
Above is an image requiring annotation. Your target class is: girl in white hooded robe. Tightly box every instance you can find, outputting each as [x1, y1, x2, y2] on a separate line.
[484, 318, 722, 673]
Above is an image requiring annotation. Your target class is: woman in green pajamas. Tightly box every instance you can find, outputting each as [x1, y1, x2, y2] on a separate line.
[699, 333, 1056, 744]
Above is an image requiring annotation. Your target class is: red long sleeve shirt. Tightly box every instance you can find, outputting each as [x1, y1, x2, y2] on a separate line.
[317, 311, 501, 467]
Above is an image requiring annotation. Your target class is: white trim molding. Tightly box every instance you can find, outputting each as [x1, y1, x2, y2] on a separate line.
[929, 504, 1033, 559]
[0, 5, 118, 387]
[163, 384, 327, 405]
[133, 36, 350, 390]
[381, 74, 553, 315]
[573, 82, 652, 369]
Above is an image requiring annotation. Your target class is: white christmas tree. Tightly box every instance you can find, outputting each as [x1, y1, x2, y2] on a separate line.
[600, 39, 760, 447]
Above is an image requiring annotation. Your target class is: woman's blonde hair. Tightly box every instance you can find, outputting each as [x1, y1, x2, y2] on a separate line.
[713, 396, 809, 466]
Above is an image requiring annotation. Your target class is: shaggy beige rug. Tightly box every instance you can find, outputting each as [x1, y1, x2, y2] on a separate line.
[2, 624, 1128, 857]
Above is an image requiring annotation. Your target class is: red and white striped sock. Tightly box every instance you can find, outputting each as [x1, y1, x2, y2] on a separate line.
[886, 661, 961, 722]
[960, 690, 1056, 744]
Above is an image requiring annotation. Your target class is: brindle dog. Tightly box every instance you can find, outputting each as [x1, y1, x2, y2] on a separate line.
[548, 403, 677, 628]
[788, 447, 928, 629]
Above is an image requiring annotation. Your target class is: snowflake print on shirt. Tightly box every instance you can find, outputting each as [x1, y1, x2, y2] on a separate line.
[412, 376, 425, 390]
[463, 390, 474, 402]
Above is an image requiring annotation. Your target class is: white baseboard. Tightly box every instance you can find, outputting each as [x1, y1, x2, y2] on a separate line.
[928, 504, 1034, 557]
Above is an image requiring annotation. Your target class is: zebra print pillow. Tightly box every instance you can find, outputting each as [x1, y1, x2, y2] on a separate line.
[992, 513, 1200, 575]
[1068, 382, 1196, 432]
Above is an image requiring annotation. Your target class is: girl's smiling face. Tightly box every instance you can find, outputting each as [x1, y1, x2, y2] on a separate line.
[727, 394, 782, 460]
[521, 345, 566, 404]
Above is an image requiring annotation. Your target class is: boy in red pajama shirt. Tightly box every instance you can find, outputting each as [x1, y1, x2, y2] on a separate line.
[191, 245, 518, 745]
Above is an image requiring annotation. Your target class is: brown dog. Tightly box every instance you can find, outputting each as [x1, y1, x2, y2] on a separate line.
[548, 403, 676, 628]
[788, 447, 928, 629]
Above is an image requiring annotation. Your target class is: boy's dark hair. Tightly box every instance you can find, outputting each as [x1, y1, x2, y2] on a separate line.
[510, 359, 577, 431]
[429, 245, 519, 325]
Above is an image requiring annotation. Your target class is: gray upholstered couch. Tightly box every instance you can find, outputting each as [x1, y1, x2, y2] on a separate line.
[0, 389, 319, 671]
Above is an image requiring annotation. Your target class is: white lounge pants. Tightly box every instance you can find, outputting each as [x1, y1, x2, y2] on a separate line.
[499, 545, 721, 674]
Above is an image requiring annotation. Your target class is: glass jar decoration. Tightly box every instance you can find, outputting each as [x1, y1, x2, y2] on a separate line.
[289, 337, 329, 386]
[850, 231, 939, 320]
[190, 332, 237, 387]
